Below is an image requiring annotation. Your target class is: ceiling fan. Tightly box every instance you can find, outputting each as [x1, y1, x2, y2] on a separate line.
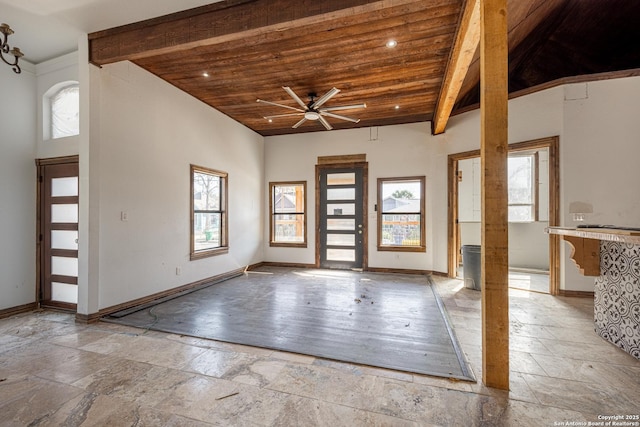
[257, 86, 366, 130]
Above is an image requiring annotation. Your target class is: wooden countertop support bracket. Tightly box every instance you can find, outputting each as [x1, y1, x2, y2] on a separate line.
[562, 236, 600, 276]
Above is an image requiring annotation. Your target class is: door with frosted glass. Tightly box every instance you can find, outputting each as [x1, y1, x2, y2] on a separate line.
[38, 159, 79, 310]
[319, 166, 366, 269]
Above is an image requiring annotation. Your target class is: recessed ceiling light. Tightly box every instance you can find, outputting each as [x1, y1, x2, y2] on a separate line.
[267, 118, 273, 123]
[386, 39, 397, 48]
[202, 72, 209, 77]
[394, 105, 400, 110]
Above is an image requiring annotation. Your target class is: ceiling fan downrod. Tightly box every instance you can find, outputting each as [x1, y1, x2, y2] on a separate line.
[305, 93, 320, 120]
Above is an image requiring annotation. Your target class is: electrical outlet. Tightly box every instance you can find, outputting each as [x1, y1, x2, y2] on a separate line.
[121, 211, 128, 221]
[176, 267, 181, 275]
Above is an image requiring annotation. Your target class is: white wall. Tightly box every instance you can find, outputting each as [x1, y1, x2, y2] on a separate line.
[2, 64, 637, 313]
[432, 79, 640, 292]
[561, 77, 640, 290]
[265, 77, 640, 291]
[87, 61, 264, 311]
[0, 61, 37, 311]
[264, 123, 439, 270]
[36, 52, 79, 159]
[264, 88, 565, 275]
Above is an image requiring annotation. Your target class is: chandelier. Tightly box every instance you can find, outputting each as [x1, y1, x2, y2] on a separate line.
[1, 23, 24, 74]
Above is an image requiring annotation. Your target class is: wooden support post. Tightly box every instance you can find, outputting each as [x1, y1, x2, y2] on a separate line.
[480, 0, 509, 390]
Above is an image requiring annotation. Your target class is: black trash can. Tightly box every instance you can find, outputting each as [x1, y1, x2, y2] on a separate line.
[462, 245, 481, 291]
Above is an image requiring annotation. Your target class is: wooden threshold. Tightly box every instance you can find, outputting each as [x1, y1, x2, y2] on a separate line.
[558, 290, 595, 298]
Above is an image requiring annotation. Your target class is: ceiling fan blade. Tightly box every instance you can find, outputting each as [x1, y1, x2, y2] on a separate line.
[282, 86, 308, 109]
[321, 112, 360, 124]
[292, 117, 308, 128]
[319, 103, 367, 112]
[264, 112, 305, 119]
[318, 115, 333, 130]
[311, 87, 340, 109]
[256, 99, 305, 112]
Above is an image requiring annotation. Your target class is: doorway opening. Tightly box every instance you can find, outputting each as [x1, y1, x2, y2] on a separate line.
[448, 137, 560, 294]
[36, 155, 79, 311]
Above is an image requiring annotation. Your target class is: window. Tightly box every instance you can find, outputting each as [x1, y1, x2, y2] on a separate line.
[270, 181, 306, 247]
[377, 176, 425, 252]
[50, 84, 79, 139]
[508, 153, 537, 222]
[191, 165, 228, 260]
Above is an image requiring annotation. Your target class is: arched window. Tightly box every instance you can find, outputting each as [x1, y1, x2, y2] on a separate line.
[48, 83, 79, 139]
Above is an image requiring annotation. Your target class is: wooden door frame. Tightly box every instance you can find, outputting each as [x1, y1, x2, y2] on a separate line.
[36, 155, 79, 310]
[315, 155, 368, 269]
[447, 136, 560, 294]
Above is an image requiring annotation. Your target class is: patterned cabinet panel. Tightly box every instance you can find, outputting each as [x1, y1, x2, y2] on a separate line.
[594, 241, 640, 359]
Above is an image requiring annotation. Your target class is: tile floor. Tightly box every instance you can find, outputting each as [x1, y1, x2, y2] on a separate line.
[458, 267, 550, 294]
[1, 276, 639, 426]
[507, 271, 549, 294]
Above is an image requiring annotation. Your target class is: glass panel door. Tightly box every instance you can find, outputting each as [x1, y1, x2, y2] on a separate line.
[319, 166, 365, 269]
[39, 159, 79, 309]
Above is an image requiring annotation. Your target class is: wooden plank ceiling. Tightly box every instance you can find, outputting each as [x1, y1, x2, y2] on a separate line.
[89, 0, 640, 137]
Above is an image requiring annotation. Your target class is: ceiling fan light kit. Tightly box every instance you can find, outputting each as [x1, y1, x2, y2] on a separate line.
[257, 86, 366, 131]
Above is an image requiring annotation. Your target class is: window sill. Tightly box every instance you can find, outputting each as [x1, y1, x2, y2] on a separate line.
[377, 245, 426, 253]
[269, 242, 307, 248]
[44, 134, 80, 144]
[190, 246, 229, 260]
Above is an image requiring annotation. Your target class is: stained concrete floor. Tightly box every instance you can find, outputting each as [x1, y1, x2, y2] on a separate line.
[1, 274, 639, 426]
[106, 267, 474, 380]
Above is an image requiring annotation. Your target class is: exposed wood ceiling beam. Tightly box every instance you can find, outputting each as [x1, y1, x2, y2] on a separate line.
[431, 0, 480, 135]
[84, 0, 640, 136]
[88, 0, 426, 66]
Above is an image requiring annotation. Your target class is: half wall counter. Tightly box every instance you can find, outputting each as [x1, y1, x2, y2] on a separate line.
[547, 226, 640, 359]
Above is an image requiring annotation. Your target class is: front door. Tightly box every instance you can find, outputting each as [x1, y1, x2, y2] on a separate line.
[37, 157, 79, 311]
[318, 166, 366, 269]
